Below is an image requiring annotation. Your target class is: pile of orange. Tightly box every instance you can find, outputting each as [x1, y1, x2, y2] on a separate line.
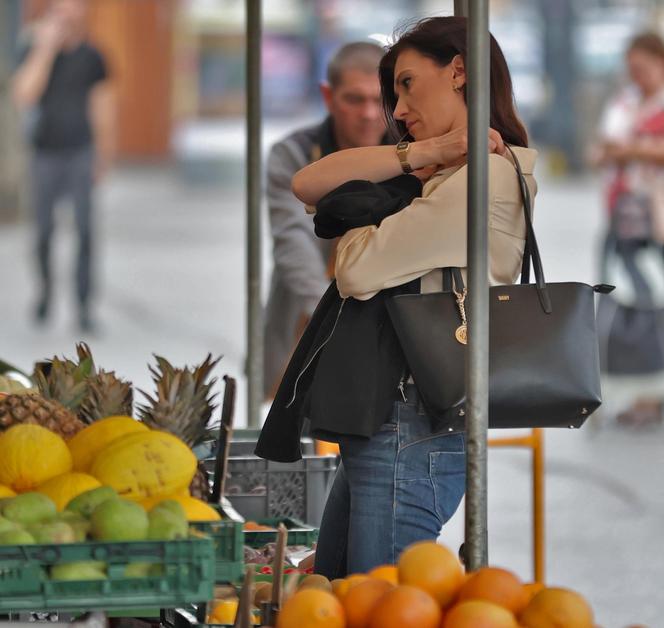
[274, 540, 597, 628]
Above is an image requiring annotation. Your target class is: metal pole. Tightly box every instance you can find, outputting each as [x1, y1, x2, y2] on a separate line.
[246, 0, 263, 427]
[464, 0, 490, 570]
[454, 0, 468, 17]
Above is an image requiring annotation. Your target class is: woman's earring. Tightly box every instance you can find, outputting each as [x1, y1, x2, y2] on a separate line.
[453, 83, 462, 93]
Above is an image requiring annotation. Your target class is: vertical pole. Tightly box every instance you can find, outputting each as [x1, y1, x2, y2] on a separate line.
[454, 0, 468, 17]
[464, 0, 490, 570]
[246, 0, 263, 427]
[532, 428, 546, 582]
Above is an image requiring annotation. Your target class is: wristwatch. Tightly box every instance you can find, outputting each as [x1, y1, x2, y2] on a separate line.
[396, 141, 413, 174]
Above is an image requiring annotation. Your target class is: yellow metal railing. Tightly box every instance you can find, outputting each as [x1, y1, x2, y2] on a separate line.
[488, 428, 545, 583]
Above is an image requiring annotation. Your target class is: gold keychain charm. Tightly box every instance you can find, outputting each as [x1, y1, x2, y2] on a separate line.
[454, 288, 468, 345]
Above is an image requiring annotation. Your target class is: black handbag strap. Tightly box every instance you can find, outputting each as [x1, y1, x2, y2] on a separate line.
[442, 267, 465, 293]
[442, 145, 552, 314]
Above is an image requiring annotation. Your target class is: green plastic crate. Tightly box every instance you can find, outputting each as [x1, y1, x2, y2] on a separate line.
[190, 516, 244, 584]
[0, 537, 215, 612]
[243, 517, 318, 549]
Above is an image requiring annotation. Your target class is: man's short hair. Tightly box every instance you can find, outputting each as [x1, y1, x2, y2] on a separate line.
[327, 42, 384, 89]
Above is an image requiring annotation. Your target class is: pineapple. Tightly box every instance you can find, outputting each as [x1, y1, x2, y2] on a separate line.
[137, 354, 220, 501]
[79, 370, 133, 424]
[35, 343, 133, 424]
[0, 393, 84, 438]
[33, 352, 92, 415]
[0, 344, 93, 439]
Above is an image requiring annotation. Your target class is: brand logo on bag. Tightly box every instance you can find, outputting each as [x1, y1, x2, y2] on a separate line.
[498, 295, 510, 301]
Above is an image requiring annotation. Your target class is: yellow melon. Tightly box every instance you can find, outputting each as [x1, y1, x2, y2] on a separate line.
[139, 493, 221, 521]
[0, 424, 72, 492]
[37, 472, 102, 511]
[133, 485, 190, 507]
[90, 431, 196, 499]
[68, 416, 149, 472]
[0, 485, 16, 498]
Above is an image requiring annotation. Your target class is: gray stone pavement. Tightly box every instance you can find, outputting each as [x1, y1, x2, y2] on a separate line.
[0, 153, 663, 626]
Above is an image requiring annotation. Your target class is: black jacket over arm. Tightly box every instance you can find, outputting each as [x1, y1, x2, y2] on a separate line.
[255, 175, 422, 462]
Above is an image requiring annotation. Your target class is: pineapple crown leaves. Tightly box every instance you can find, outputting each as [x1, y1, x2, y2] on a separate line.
[34, 353, 94, 413]
[75, 342, 97, 375]
[137, 353, 221, 446]
[79, 369, 134, 424]
[32, 342, 134, 423]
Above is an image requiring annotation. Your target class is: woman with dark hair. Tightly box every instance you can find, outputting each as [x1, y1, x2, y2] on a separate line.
[255, 16, 538, 577]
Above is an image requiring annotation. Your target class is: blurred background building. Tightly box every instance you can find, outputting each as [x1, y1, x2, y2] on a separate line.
[2, 0, 664, 195]
[1, 2, 664, 623]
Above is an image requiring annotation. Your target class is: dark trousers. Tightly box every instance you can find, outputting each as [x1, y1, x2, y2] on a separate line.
[602, 233, 664, 309]
[32, 146, 95, 309]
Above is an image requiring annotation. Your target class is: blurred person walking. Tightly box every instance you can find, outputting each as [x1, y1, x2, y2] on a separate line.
[593, 32, 664, 426]
[263, 42, 389, 399]
[11, 0, 114, 332]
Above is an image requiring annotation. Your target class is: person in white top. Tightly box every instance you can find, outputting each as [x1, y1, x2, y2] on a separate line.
[592, 32, 664, 427]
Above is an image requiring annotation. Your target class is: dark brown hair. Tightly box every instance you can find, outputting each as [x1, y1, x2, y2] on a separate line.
[379, 16, 528, 147]
[628, 32, 664, 60]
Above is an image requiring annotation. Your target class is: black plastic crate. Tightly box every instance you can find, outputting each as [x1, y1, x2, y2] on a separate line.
[223, 455, 337, 526]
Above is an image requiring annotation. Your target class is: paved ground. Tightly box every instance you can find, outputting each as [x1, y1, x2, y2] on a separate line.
[1, 147, 662, 626]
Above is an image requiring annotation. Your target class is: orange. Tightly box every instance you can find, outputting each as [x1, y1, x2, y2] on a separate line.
[456, 567, 526, 614]
[343, 578, 394, 628]
[368, 564, 399, 585]
[316, 440, 340, 455]
[209, 599, 238, 624]
[333, 574, 370, 600]
[398, 541, 464, 608]
[330, 579, 346, 597]
[299, 574, 333, 592]
[521, 582, 545, 606]
[519, 587, 594, 628]
[276, 588, 345, 628]
[369, 585, 442, 628]
[443, 600, 518, 627]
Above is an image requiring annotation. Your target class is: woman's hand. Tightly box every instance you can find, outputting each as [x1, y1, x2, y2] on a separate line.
[411, 164, 441, 182]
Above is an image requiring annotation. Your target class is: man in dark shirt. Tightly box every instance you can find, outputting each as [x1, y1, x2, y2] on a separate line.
[12, 0, 114, 331]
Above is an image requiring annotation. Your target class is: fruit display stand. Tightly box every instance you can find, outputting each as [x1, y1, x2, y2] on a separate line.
[0, 536, 215, 612]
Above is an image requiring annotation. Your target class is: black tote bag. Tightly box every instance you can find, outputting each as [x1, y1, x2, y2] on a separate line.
[386, 146, 614, 431]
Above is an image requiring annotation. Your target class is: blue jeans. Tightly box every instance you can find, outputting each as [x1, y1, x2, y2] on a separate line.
[314, 386, 466, 578]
